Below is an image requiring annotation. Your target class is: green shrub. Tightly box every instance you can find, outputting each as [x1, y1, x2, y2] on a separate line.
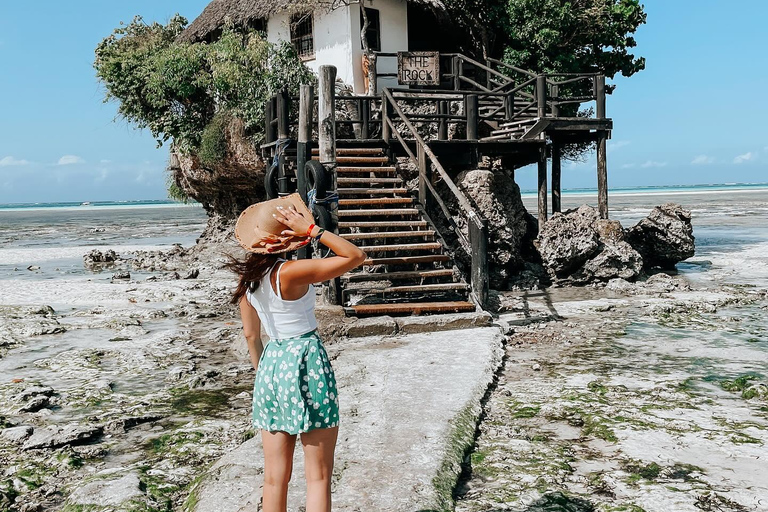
[198, 113, 230, 167]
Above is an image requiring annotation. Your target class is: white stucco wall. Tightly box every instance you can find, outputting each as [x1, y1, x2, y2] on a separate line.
[267, 7, 356, 87]
[349, 0, 410, 92]
[267, 0, 409, 94]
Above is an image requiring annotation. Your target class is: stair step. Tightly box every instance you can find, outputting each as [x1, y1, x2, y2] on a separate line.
[313, 156, 390, 164]
[349, 301, 476, 316]
[342, 268, 455, 282]
[337, 166, 396, 174]
[359, 242, 442, 253]
[347, 282, 470, 294]
[338, 208, 419, 217]
[312, 147, 384, 156]
[341, 230, 435, 240]
[363, 254, 451, 265]
[338, 177, 403, 185]
[339, 220, 428, 228]
[338, 197, 414, 207]
[337, 187, 409, 196]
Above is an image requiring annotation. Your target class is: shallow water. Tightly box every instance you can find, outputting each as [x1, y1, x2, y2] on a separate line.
[0, 203, 207, 280]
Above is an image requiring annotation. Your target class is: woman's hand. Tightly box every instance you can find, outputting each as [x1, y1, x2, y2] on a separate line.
[273, 205, 313, 238]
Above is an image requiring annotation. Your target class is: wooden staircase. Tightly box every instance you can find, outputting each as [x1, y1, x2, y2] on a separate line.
[311, 144, 477, 317]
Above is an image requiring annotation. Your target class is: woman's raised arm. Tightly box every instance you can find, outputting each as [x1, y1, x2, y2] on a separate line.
[271, 204, 366, 287]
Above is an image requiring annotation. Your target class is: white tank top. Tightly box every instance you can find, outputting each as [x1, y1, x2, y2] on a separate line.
[245, 257, 317, 340]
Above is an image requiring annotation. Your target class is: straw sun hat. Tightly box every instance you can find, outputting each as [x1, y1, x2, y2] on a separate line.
[234, 193, 315, 254]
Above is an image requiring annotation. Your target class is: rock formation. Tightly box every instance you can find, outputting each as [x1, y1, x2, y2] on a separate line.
[169, 117, 266, 220]
[454, 169, 538, 287]
[535, 205, 643, 284]
[625, 203, 695, 269]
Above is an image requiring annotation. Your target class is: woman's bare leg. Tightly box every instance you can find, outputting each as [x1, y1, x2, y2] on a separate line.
[300, 426, 338, 512]
[261, 430, 297, 512]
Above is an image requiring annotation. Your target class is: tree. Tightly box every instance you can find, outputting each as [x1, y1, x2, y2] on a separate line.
[502, 0, 647, 88]
[94, 15, 315, 153]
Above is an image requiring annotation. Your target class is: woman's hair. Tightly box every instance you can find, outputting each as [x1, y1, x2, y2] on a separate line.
[224, 252, 279, 305]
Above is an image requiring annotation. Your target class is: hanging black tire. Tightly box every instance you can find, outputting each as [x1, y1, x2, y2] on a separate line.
[305, 160, 329, 199]
[312, 202, 333, 230]
[264, 161, 280, 199]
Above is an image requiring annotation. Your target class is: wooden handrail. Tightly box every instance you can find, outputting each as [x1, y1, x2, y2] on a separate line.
[486, 57, 537, 78]
[382, 89, 479, 219]
[382, 87, 487, 306]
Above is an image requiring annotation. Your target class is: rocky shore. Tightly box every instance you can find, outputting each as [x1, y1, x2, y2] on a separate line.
[456, 274, 768, 511]
[3, 195, 766, 512]
[0, 233, 493, 511]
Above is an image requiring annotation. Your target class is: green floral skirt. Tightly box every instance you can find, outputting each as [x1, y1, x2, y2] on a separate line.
[252, 329, 339, 434]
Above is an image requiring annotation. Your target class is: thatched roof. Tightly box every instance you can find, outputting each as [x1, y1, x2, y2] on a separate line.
[178, 0, 448, 43]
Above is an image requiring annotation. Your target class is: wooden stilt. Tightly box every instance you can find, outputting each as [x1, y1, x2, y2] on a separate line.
[297, 84, 314, 260]
[597, 132, 608, 219]
[595, 74, 609, 219]
[552, 142, 562, 214]
[537, 145, 548, 232]
[318, 65, 341, 304]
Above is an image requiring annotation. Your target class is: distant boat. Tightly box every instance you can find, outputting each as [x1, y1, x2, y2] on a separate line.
[80, 201, 91, 206]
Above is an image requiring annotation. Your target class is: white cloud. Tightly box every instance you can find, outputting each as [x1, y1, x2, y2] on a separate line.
[0, 156, 30, 167]
[100, 159, 112, 164]
[57, 155, 85, 165]
[620, 163, 636, 169]
[608, 140, 630, 153]
[691, 155, 715, 165]
[733, 152, 755, 164]
[640, 160, 668, 168]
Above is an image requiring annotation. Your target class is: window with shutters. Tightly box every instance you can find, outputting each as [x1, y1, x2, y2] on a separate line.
[290, 12, 314, 59]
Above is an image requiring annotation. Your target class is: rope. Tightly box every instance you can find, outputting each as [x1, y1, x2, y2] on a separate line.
[272, 138, 292, 168]
[307, 189, 339, 211]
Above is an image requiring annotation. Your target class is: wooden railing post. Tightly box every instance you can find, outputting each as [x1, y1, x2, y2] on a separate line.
[381, 90, 390, 142]
[265, 96, 276, 145]
[466, 94, 478, 140]
[416, 144, 431, 210]
[536, 75, 547, 118]
[276, 90, 290, 140]
[504, 90, 515, 121]
[417, 144, 430, 210]
[297, 84, 314, 260]
[468, 213, 488, 308]
[551, 84, 560, 117]
[318, 65, 341, 304]
[438, 100, 448, 140]
[596, 74, 606, 119]
[453, 56, 463, 90]
[360, 98, 370, 139]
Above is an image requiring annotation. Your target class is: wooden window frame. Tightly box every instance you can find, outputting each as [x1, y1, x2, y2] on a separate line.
[290, 12, 315, 60]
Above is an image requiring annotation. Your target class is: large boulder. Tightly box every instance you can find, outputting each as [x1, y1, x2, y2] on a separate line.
[535, 205, 643, 284]
[626, 203, 695, 269]
[454, 169, 537, 287]
[170, 117, 266, 219]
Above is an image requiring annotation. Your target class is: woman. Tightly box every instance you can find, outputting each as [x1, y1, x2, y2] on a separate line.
[227, 193, 366, 512]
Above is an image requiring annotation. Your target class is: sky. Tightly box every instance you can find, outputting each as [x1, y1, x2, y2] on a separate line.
[0, 1, 766, 203]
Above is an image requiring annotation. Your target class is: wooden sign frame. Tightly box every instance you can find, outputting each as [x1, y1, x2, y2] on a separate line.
[397, 52, 440, 86]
